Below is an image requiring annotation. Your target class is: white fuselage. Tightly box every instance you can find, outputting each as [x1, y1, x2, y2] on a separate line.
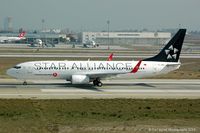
[0, 36, 25, 42]
[7, 60, 180, 82]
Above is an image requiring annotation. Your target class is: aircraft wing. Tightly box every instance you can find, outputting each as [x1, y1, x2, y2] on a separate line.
[87, 72, 124, 80]
[86, 60, 142, 80]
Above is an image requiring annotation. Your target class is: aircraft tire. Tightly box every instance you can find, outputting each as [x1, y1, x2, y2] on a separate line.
[93, 78, 103, 87]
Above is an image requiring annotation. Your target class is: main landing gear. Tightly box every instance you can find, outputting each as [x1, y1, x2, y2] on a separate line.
[93, 78, 103, 87]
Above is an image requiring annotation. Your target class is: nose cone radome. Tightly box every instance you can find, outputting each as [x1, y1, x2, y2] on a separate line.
[6, 68, 16, 78]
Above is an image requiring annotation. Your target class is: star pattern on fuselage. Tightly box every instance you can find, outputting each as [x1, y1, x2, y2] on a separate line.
[165, 45, 179, 60]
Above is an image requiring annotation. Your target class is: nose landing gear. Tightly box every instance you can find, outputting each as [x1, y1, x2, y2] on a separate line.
[93, 78, 103, 87]
[23, 81, 27, 85]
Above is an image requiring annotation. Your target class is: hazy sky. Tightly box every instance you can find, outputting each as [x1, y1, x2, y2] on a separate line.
[0, 0, 199, 31]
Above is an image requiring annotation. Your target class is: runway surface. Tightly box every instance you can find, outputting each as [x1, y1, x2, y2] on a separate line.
[0, 79, 199, 99]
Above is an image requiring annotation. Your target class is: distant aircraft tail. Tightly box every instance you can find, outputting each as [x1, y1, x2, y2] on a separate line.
[18, 31, 26, 38]
[143, 29, 186, 62]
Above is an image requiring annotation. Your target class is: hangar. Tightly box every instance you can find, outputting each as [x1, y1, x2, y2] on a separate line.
[81, 31, 171, 45]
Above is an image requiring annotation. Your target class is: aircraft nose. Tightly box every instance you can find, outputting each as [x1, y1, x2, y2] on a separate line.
[6, 68, 16, 78]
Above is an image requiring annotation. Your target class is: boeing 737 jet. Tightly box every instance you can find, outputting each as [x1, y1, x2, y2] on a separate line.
[0, 31, 26, 43]
[7, 29, 186, 87]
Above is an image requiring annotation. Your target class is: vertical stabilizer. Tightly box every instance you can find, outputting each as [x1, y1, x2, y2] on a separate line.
[143, 29, 186, 62]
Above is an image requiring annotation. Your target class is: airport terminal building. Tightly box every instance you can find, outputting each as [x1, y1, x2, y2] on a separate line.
[81, 32, 171, 45]
[0, 31, 171, 46]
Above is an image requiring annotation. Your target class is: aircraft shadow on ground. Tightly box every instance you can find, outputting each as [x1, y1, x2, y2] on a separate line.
[0, 83, 155, 90]
[53, 83, 155, 88]
[105, 83, 155, 88]
[62, 84, 102, 91]
[0, 83, 102, 92]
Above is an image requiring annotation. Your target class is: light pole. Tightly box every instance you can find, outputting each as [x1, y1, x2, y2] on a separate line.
[41, 19, 47, 46]
[107, 20, 110, 50]
[42, 19, 45, 31]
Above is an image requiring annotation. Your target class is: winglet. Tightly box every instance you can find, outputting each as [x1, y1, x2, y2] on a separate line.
[107, 53, 113, 61]
[131, 60, 142, 73]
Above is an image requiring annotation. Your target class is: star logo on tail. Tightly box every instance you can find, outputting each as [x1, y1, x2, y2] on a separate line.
[165, 45, 179, 60]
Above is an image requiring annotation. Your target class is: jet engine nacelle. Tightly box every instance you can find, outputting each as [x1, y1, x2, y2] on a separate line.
[71, 75, 90, 84]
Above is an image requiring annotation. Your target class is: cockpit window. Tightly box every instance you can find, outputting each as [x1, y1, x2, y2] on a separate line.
[13, 66, 21, 69]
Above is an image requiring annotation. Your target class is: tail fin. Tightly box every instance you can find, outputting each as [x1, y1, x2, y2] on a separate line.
[143, 29, 186, 62]
[18, 31, 26, 38]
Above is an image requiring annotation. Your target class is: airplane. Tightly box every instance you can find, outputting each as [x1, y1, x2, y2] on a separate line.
[7, 29, 186, 87]
[28, 39, 43, 47]
[83, 40, 99, 48]
[28, 39, 55, 48]
[0, 31, 26, 43]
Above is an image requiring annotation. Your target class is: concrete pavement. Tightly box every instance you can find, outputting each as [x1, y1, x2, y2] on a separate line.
[0, 79, 199, 99]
